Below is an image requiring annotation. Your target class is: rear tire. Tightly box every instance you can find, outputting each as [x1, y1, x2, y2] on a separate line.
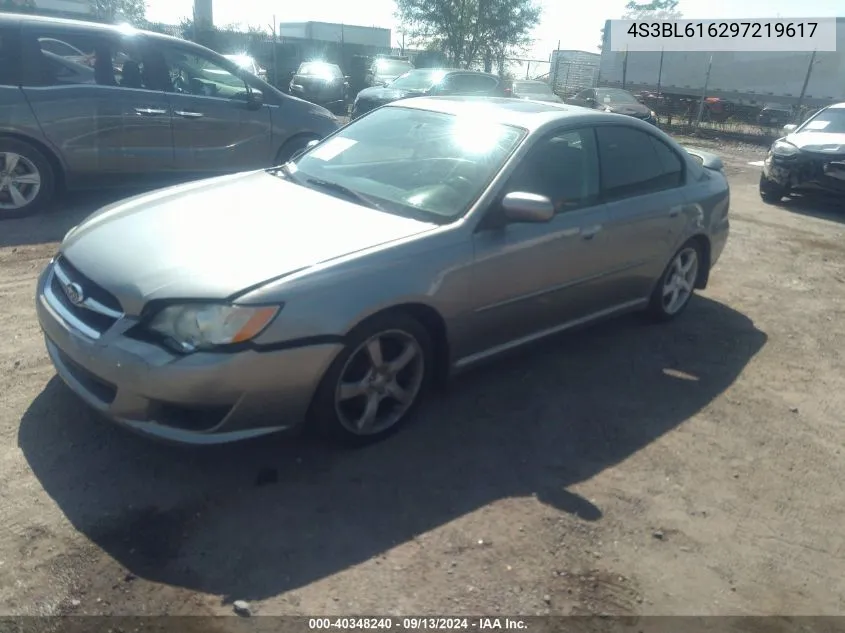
[759, 174, 787, 204]
[309, 312, 434, 448]
[647, 241, 703, 322]
[0, 138, 57, 220]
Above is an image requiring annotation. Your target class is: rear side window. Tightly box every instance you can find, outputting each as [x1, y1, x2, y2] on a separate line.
[21, 27, 166, 90]
[0, 27, 22, 86]
[595, 126, 684, 200]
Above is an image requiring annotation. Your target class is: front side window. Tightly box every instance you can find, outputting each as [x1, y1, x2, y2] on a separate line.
[286, 106, 526, 221]
[506, 128, 599, 212]
[162, 46, 250, 99]
[596, 126, 684, 200]
[444, 74, 498, 94]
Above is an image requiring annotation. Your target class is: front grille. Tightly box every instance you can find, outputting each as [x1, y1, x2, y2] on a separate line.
[46, 256, 124, 339]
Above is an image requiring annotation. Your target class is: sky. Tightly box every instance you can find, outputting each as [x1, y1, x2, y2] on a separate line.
[144, 0, 844, 72]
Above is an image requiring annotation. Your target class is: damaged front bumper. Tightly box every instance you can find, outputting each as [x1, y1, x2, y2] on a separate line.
[762, 151, 845, 195]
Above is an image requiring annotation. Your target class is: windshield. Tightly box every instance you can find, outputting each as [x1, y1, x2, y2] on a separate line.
[799, 108, 845, 134]
[225, 54, 254, 70]
[390, 69, 447, 91]
[287, 106, 525, 222]
[514, 81, 553, 95]
[299, 62, 342, 79]
[596, 89, 639, 104]
[375, 59, 413, 76]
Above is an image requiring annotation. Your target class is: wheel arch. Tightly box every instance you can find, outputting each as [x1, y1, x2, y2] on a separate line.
[274, 131, 321, 164]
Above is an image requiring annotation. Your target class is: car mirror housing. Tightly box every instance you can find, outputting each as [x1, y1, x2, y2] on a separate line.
[782, 123, 798, 134]
[501, 192, 555, 223]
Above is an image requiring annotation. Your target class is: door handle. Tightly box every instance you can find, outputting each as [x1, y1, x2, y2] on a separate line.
[174, 110, 204, 118]
[134, 107, 167, 116]
[580, 225, 602, 240]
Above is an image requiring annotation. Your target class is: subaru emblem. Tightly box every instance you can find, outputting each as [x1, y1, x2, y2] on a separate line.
[64, 282, 84, 306]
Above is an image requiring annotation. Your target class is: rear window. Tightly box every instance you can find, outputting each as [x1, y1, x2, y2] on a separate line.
[0, 27, 21, 86]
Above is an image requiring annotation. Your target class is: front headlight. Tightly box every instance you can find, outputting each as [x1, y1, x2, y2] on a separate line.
[604, 106, 613, 112]
[147, 303, 280, 352]
[772, 139, 799, 157]
[650, 110, 657, 118]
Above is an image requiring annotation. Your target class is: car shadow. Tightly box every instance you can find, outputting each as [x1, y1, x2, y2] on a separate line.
[777, 192, 845, 224]
[0, 188, 150, 249]
[18, 296, 766, 603]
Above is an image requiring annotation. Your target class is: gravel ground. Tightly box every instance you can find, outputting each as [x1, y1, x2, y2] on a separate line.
[2, 138, 845, 623]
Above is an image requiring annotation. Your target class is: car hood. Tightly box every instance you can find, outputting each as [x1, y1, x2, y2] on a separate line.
[60, 171, 438, 316]
[604, 101, 651, 116]
[357, 85, 424, 102]
[785, 132, 845, 152]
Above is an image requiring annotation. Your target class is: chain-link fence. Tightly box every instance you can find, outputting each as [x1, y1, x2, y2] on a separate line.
[598, 46, 844, 142]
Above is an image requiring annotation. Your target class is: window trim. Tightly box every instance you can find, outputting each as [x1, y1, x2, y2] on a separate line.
[593, 123, 686, 202]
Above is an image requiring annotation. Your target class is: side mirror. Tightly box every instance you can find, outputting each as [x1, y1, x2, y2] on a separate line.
[501, 192, 554, 223]
[246, 89, 263, 108]
[782, 123, 798, 134]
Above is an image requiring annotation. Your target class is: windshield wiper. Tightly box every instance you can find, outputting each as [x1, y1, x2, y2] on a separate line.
[303, 177, 383, 210]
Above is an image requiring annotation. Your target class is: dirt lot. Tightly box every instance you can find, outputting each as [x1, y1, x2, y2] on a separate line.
[2, 138, 845, 622]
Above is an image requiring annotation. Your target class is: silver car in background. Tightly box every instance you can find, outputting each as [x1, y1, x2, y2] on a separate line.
[35, 98, 730, 446]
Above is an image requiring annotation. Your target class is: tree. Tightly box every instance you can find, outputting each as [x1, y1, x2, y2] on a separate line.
[600, 1, 681, 51]
[395, 0, 540, 69]
[623, 0, 681, 20]
[89, 0, 147, 24]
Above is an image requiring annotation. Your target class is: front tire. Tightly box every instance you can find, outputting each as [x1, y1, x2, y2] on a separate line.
[759, 174, 787, 204]
[309, 313, 434, 447]
[648, 241, 702, 322]
[0, 139, 57, 220]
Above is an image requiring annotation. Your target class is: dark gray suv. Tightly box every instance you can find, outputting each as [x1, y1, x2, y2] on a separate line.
[0, 14, 340, 218]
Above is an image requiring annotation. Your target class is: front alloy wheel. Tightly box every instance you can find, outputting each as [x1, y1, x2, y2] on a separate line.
[311, 313, 433, 446]
[759, 174, 788, 204]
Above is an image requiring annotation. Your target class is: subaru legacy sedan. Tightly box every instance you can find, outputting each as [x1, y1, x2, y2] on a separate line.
[35, 98, 730, 447]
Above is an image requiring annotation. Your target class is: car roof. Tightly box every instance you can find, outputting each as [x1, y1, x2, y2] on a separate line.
[384, 96, 630, 131]
[0, 12, 191, 46]
[829, 102, 845, 109]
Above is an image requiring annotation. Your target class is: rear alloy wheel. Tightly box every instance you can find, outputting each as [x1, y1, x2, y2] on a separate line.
[0, 140, 56, 219]
[310, 313, 432, 447]
[648, 243, 701, 321]
[759, 174, 788, 204]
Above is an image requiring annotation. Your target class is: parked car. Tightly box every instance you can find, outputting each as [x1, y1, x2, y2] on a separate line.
[352, 69, 507, 119]
[223, 53, 267, 80]
[566, 87, 657, 125]
[0, 13, 339, 218]
[36, 97, 730, 446]
[365, 56, 414, 87]
[511, 80, 562, 103]
[758, 103, 793, 128]
[288, 61, 349, 116]
[759, 102, 845, 203]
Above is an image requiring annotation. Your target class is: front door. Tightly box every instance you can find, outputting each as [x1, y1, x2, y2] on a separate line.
[20, 25, 174, 180]
[159, 43, 273, 174]
[460, 126, 612, 362]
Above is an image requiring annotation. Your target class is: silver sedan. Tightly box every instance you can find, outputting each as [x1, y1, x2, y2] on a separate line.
[35, 97, 730, 446]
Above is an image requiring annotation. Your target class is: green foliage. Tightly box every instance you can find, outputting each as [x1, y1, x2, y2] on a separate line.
[395, 0, 540, 69]
[88, 0, 147, 24]
[623, 0, 681, 20]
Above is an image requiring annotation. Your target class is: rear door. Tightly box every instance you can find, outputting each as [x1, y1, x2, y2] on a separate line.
[158, 40, 274, 174]
[19, 24, 174, 180]
[593, 124, 689, 305]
